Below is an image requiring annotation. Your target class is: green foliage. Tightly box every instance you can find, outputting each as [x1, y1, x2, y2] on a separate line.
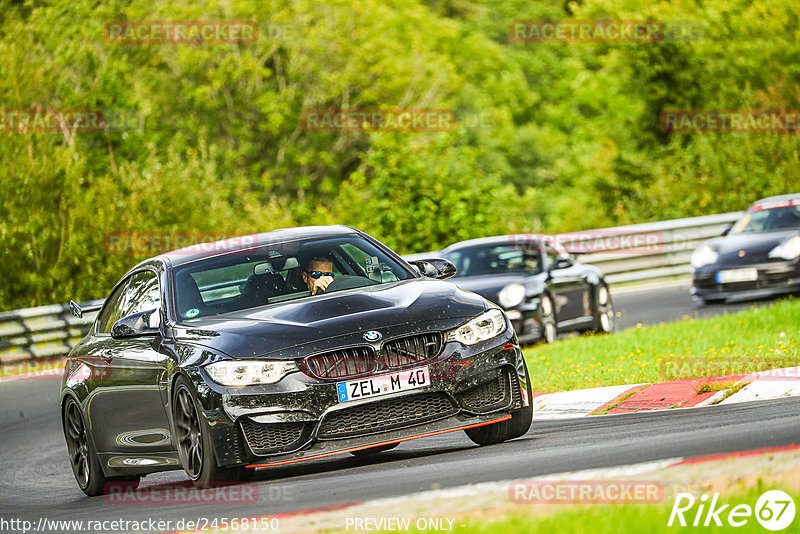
[1, 0, 799, 309]
[330, 132, 532, 254]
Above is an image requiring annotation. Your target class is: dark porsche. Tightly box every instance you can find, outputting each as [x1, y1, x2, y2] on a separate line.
[691, 193, 800, 303]
[61, 226, 532, 496]
[439, 235, 614, 345]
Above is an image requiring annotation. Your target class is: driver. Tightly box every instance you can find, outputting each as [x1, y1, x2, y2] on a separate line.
[302, 256, 336, 295]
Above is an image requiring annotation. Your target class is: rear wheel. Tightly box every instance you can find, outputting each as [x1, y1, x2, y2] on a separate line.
[591, 283, 614, 333]
[173, 376, 253, 485]
[63, 397, 140, 496]
[464, 363, 533, 446]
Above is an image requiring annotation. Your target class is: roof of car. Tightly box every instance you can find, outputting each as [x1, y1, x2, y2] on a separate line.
[158, 225, 359, 266]
[442, 234, 540, 252]
[751, 192, 800, 206]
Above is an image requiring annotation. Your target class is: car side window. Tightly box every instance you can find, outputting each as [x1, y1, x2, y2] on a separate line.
[95, 271, 161, 334]
[543, 242, 560, 265]
[121, 271, 161, 317]
[95, 278, 131, 334]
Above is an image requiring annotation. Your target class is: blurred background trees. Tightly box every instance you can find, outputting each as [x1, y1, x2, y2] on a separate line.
[1, 0, 798, 309]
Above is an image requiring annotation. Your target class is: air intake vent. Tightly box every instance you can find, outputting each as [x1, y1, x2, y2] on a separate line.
[457, 367, 513, 413]
[240, 419, 310, 456]
[318, 392, 457, 439]
[382, 332, 444, 367]
[302, 346, 376, 380]
[303, 332, 444, 380]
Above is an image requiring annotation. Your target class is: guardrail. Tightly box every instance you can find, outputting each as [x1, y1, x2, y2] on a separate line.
[0, 300, 101, 368]
[570, 211, 741, 284]
[0, 211, 742, 371]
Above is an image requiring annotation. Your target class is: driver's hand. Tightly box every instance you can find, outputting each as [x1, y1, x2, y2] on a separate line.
[311, 275, 334, 295]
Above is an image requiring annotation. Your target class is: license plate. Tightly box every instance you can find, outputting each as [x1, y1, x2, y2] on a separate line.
[336, 366, 429, 403]
[716, 268, 758, 284]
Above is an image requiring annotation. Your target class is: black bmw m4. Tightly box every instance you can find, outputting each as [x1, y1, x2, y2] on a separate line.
[61, 226, 532, 495]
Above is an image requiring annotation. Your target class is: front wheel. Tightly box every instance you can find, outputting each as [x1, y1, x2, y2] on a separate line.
[464, 364, 533, 446]
[591, 283, 614, 333]
[172, 376, 253, 485]
[538, 294, 557, 344]
[63, 397, 141, 496]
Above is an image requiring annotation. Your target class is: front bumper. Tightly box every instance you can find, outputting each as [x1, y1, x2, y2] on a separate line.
[191, 329, 528, 467]
[691, 260, 800, 302]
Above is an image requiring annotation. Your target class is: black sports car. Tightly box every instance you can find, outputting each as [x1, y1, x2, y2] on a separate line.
[439, 235, 613, 345]
[691, 193, 800, 303]
[61, 226, 532, 496]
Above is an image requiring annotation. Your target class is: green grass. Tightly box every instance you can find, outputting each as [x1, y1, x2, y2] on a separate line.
[523, 297, 800, 393]
[695, 380, 739, 395]
[378, 485, 784, 534]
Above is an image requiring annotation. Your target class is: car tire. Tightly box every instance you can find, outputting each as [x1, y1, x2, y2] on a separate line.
[172, 375, 254, 486]
[63, 397, 141, 497]
[591, 283, 614, 333]
[349, 443, 400, 456]
[538, 294, 557, 344]
[464, 362, 533, 446]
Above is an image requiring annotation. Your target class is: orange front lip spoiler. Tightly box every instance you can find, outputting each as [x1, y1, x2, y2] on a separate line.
[246, 414, 512, 468]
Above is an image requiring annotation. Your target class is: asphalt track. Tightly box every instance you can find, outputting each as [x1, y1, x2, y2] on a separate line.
[609, 280, 765, 331]
[0, 282, 795, 532]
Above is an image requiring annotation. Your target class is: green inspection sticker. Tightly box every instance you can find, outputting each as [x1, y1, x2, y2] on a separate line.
[185, 308, 200, 318]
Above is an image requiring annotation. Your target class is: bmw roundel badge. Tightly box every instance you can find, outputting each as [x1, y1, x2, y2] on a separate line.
[363, 330, 382, 342]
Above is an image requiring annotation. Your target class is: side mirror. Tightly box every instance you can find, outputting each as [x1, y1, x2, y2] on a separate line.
[549, 257, 574, 271]
[720, 223, 733, 236]
[408, 258, 457, 280]
[111, 309, 161, 339]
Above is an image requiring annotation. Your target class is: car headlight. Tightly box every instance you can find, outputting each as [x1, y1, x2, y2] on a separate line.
[690, 245, 718, 268]
[498, 283, 526, 308]
[205, 360, 298, 386]
[446, 309, 507, 345]
[769, 236, 800, 260]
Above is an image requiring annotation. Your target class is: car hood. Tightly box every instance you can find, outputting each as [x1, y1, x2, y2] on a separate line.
[447, 273, 534, 304]
[706, 230, 799, 264]
[171, 278, 487, 359]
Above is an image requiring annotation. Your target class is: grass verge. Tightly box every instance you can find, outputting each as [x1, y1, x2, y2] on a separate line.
[425, 485, 782, 534]
[523, 297, 800, 393]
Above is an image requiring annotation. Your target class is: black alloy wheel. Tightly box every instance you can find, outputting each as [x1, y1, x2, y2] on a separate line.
[174, 382, 204, 480]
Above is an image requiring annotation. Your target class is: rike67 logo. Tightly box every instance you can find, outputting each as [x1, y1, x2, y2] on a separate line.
[669, 490, 796, 531]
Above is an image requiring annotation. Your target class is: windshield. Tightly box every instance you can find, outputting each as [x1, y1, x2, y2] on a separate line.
[443, 245, 543, 277]
[171, 235, 413, 320]
[732, 202, 800, 234]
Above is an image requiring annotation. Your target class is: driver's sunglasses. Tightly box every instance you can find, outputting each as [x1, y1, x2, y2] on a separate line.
[306, 270, 335, 279]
